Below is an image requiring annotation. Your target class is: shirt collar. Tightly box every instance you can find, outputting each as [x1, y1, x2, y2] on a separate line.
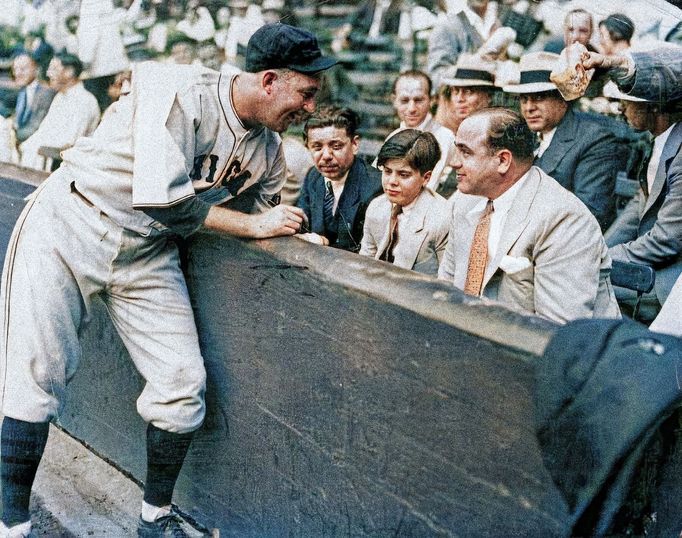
[461, 2, 497, 39]
[466, 168, 531, 220]
[401, 113, 434, 131]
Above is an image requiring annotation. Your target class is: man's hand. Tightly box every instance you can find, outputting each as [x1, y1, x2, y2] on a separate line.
[204, 204, 306, 238]
[582, 51, 629, 72]
[251, 205, 306, 238]
[297, 232, 330, 246]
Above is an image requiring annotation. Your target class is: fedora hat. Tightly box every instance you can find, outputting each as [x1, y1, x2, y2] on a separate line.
[503, 51, 559, 94]
[441, 54, 496, 87]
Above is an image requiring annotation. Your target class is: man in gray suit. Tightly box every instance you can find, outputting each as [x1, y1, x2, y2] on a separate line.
[504, 52, 626, 231]
[604, 85, 682, 320]
[438, 108, 620, 323]
[11, 51, 55, 145]
[427, 0, 499, 91]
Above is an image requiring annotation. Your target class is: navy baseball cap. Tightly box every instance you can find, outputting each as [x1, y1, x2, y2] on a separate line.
[245, 23, 337, 74]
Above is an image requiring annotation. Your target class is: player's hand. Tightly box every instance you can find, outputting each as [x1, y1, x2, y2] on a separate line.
[297, 232, 330, 246]
[253, 205, 305, 238]
[581, 51, 628, 72]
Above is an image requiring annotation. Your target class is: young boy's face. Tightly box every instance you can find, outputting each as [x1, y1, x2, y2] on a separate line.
[380, 157, 430, 207]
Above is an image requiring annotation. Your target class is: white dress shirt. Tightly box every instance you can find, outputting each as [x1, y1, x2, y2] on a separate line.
[646, 123, 676, 194]
[462, 1, 497, 40]
[466, 170, 530, 263]
[536, 127, 557, 158]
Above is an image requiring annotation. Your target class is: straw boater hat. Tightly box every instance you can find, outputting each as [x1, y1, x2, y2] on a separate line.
[503, 52, 560, 94]
[441, 54, 496, 87]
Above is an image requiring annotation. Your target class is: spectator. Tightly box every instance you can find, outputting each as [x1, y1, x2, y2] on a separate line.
[297, 106, 382, 252]
[563, 8, 595, 49]
[11, 51, 55, 145]
[598, 13, 635, 56]
[504, 51, 624, 230]
[360, 129, 450, 275]
[436, 54, 496, 137]
[427, 0, 500, 90]
[604, 83, 682, 321]
[387, 70, 455, 193]
[19, 53, 100, 170]
[438, 108, 620, 323]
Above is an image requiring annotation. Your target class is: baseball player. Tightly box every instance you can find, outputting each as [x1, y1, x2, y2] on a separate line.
[0, 24, 335, 538]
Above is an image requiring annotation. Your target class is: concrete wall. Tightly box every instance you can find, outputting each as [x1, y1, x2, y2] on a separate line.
[0, 168, 569, 537]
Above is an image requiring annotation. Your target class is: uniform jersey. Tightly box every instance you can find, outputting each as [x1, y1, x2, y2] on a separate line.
[60, 61, 286, 237]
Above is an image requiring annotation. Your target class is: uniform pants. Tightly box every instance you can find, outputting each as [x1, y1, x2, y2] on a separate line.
[0, 173, 206, 433]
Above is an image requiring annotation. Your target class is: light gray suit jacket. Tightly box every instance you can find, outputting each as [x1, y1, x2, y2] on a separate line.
[606, 122, 682, 303]
[438, 166, 621, 323]
[360, 188, 450, 275]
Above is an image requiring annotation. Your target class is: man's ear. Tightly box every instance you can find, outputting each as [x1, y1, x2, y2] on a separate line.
[262, 70, 278, 94]
[497, 149, 513, 174]
[351, 134, 360, 154]
[421, 170, 432, 187]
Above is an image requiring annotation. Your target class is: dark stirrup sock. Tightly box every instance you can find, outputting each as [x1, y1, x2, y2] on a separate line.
[143, 424, 195, 508]
[1, 418, 49, 526]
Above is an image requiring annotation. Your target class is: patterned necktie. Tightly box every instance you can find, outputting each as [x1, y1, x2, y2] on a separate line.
[323, 180, 336, 231]
[464, 199, 494, 296]
[379, 203, 402, 263]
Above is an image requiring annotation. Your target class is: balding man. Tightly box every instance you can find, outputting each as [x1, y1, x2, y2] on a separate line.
[439, 108, 619, 323]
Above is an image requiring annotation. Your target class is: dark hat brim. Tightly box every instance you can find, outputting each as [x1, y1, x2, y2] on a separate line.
[288, 55, 338, 74]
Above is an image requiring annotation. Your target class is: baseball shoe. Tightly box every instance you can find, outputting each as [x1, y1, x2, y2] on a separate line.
[137, 505, 218, 537]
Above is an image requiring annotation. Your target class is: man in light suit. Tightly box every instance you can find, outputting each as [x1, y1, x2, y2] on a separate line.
[504, 52, 626, 231]
[604, 85, 682, 320]
[11, 51, 55, 145]
[438, 108, 620, 323]
[360, 129, 450, 275]
[297, 106, 382, 252]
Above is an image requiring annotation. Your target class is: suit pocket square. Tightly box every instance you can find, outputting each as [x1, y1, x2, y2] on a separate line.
[499, 255, 533, 274]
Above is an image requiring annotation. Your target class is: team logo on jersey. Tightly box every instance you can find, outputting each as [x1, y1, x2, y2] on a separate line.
[191, 154, 252, 196]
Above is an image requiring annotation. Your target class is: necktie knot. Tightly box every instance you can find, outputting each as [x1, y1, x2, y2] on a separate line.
[391, 203, 402, 219]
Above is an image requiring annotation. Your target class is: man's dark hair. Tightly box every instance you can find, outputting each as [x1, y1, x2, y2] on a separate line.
[55, 52, 84, 78]
[303, 106, 360, 142]
[599, 13, 635, 43]
[472, 107, 538, 162]
[377, 129, 441, 175]
[392, 70, 433, 97]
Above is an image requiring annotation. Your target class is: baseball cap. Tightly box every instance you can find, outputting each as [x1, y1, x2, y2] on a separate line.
[245, 23, 337, 74]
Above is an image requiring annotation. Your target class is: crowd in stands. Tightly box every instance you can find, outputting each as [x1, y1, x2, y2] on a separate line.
[0, 0, 681, 334]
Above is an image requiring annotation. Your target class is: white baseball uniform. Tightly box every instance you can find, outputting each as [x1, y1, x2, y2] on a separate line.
[0, 62, 286, 433]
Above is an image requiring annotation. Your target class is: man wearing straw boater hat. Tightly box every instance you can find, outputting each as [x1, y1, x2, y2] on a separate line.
[438, 53, 498, 137]
[434, 54, 498, 197]
[504, 51, 626, 231]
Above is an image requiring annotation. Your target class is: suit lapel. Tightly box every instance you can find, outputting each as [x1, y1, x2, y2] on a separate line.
[482, 169, 540, 288]
[309, 169, 326, 230]
[535, 109, 576, 180]
[643, 122, 682, 215]
[396, 191, 428, 269]
[337, 159, 362, 221]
